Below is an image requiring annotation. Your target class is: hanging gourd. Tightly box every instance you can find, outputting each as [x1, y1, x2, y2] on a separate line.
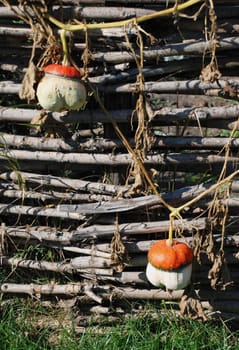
[146, 239, 193, 290]
[36, 64, 86, 112]
[36, 30, 86, 112]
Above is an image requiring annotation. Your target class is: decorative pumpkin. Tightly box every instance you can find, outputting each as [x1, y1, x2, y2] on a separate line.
[146, 239, 193, 290]
[36, 64, 87, 112]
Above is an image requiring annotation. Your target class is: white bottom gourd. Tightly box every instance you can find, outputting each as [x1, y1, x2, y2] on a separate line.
[146, 262, 192, 290]
[37, 75, 86, 112]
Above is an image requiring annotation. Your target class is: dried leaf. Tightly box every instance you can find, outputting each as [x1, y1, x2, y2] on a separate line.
[179, 291, 207, 321]
[19, 61, 38, 103]
[200, 62, 221, 83]
[111, 216, 128, 272]
[222, 83, 237, 98]
[208, 250, 232, 290]
[30, 112, 71, 138]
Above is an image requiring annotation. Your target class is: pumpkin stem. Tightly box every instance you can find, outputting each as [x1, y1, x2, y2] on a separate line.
[167, 211, 177, 246]
[60, 29, 70, 66]
[166, 214, 173, 246]
[166, 238, 173, 246]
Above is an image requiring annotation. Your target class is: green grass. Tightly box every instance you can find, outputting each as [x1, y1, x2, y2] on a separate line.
[0, 300, 239, 350]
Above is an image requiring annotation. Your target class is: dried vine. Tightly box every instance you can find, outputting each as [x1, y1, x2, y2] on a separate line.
[200, 0, 221, 82]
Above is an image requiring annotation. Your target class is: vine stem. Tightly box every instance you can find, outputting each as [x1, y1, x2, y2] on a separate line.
[60, 29, 70, 65]
[167, 169, 239, 245]
[47, 0, 203, 32]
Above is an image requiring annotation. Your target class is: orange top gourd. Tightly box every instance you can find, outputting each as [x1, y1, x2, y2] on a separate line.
[146, 239, 193, 290]
[43, 64, 82, 79]
[148, 239, 193, 271]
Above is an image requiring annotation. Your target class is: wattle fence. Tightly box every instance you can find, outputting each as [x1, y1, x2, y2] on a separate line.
[1, 0, 239, 327]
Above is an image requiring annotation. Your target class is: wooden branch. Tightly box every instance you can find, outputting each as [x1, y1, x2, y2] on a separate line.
[0, 24, 138, 40]
[0, 133, 80, 152]
[90, 58, 203, 84]
[3, 214, 238, 248]
[99, 79, 239, 94]
[0, 257, 113, 275]
[199, 197, 239, 209]
[0, 81, 21, 94]
[68, 216, 209, 239]
[105, 0, 239, 4]
[1, 53, 238, 86]
[2, 225, 76, 246]
[0, 106, 132, 123]
[152, 136, 239, 150]
[2, 78, 239, 96]
[1, 106, 239, 131]
[63, 246, 111, 259]
[2, 215, 210, 244]
[102, 286, 184, 300]
[0, 26, 32, 37]
[0, 106, 40, 122]
[179, 18, 239, 35]
[0, 149, 238, 168]
[0, 5, 157, 20]
[95, 232, 239, 253]
[92, 36, 239, 64]
[0, 171, 128, 195]
[0, 186, 112, 202]
[1, 281, 239, 323]
[0, 203, 86, 220]
[147, 104, 239, 122]
[4, 132, 239, 152]
[2, 282, 239, 310]
[0, 282, 183, 300]
[57, 179, 232, 214]
[0, 282, 83, 295]
[1, 256, 75, 273]
[0, 132, 125, 152]
[89, 57, 239, 85]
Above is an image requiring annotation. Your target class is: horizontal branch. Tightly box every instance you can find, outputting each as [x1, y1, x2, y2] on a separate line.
[0, 149, 237, 168]
[95, 232, 239, 253]
[0, 282, 184, 300]
[3, 214, 238, 249]
[0, 81, 21, 94]
[92, 36, 239, 64]
[1, 106, 239, 132]
[1, 282, 239, 322]
[3, 132, 239, 153]
[0, 203, 86, 220]
[0, 186, 112, 202]
[56, 179, 235, 214]
[0, 171, 128, 195]
[89, 56, 239, 85]
[0, 24, 138, 39]
[90, 58, 203, 84]
[0, 282, 83, 295]
[0, 5, 157, 20]
[99, 79, 239, 94]
[105, 0, 239, 5]
[2, 78, 239, 96]
[0, 106, 132, 123]
[0, 257, 113, 276]
[147, 104, 239, 122]
[1, 215, 210, 244]
[0, 132, 80, 152]
[152, 136, 239, 150]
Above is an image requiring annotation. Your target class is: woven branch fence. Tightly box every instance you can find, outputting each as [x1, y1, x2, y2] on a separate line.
[1, 0, 239, 327]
